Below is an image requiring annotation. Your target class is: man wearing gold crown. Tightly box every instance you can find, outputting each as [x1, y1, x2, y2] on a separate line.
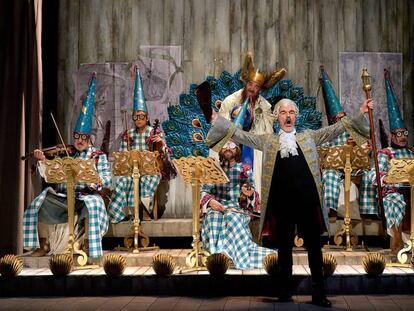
[206, 95, 373, 307]
[108, 67, 170, 222]
[23, 73, 111, 259]
[218, 52, 286, 196]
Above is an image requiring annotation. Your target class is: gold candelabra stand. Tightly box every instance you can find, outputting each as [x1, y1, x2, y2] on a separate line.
[318, 143, 371, 251]
[172, 156, 229, 272]
[112, 150, 160, 253]
[384, 158, 414, 266]
[42, 157, 101, 267]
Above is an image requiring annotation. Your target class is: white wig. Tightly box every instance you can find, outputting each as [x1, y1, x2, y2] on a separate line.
[273, 98, 299, 120]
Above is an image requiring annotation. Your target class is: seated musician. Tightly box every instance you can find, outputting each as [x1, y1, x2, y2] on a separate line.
[319, 66, 376, 219]
[369, 69, 414, 255]
[200, 140, 275, 269]
[23, 73, 111, 259]
[108, 68, 172, 222]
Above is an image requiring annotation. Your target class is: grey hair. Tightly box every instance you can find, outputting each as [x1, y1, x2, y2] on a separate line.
[273, 98, 299, 120]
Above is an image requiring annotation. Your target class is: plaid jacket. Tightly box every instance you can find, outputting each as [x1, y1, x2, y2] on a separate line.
[201, 162, 259, 213]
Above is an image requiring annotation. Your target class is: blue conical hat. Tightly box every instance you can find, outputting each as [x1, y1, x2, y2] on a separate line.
[233, 98, 249, 128]
[384, 69, 405, 131]
[74, 72, 96, 134]
[133, 66, 148, 113]
[319, 65, 344, 120]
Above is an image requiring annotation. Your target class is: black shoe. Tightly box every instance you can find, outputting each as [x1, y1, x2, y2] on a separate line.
[278, 288, 293, 303]
[312, 295, 332, 308]
[278, 294, 293, 303]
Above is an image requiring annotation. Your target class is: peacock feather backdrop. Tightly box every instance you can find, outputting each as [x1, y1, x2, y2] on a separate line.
[163, 71, 322, 159]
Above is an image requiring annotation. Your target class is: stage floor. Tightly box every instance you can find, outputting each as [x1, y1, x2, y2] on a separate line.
[22, 248, 398, 268]
[3, 248, 412, 297]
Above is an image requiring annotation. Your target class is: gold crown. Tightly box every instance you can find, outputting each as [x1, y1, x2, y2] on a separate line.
[248, 70, 266, 87]
[241, 52, 286, 89]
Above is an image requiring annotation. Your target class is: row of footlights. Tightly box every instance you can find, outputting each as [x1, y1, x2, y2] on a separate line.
[0, 252, 388, 278]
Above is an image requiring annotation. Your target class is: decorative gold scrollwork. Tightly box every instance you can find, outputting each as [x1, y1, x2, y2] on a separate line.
[42, 158, 101, 184]
[385, 158, 414, 184]
[318, 145, 370, 171]
[172, 156, 229, 184]
[112, 150, 160, 176]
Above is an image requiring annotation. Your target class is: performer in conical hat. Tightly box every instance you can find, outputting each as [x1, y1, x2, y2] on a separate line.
[319, 65, 376, 218]
[23, 72, 111, 258]
[217, 52, 286, 197]
[109, 66, 171, 222]
[369, 69, 414, 255]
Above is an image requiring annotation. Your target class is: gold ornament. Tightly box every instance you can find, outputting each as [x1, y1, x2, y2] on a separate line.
[49, 254, 74, 276]
[206, 253, 231, 276]
[241, 51, 286, 89]
[152, 253, 176, 276]
[103, 254, 127, 276]
[263, 253, 279, 276]
[362, 252, 386, 276]
[0, 254, 23, 277]
[322, 253, 337, 278]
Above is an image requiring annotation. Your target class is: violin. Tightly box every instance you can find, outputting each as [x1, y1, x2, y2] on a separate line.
[148, 119, 164, 153]
[21, 144, 76, 161]
[148, 119, 165, 171]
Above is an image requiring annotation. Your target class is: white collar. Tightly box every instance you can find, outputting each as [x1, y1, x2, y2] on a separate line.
[278, 129, 298, 158]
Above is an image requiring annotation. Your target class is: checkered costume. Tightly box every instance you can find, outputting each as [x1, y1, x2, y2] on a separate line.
[108, 126, 162, 222]
[23, 146, 111, 258]
[369, 147, 414, 231]
[321, 132, 377, 215]
[201, 162, 275, 269]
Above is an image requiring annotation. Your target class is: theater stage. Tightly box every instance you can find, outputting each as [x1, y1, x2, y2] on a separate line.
[1, 248, 414, 297]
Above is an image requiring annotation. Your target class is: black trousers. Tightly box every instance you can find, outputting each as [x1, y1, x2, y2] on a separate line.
[276, 213, 324, 293]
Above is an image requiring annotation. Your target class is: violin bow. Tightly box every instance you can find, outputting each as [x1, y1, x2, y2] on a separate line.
[50, 112, 71, 158]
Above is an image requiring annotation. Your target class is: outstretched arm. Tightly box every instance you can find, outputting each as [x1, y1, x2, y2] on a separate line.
[205, 116, 268, 152]
[313, 99, 372, 146]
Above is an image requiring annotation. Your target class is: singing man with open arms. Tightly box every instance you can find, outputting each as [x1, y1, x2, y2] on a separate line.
[205, 97, 373, 307]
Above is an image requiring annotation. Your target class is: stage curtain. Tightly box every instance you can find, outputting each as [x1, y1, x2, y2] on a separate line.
[0, 0, 43, 256]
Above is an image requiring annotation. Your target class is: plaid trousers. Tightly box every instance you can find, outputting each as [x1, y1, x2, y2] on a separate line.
[108, 175, 161, 222]
[322, 169, 377, 215]
[202, 209, 275, 269]
[23, 188, 109, 258]
[383, 192, 406, 230]
[321, 132, 377, 215]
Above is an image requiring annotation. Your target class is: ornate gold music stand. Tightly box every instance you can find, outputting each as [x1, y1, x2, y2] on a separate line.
[112, 150, 160, 253]
[385, 158, 414, 267]
[42, 157, 101, 268]
[172, 156, 229, 272]
[318, 144, 371, 251]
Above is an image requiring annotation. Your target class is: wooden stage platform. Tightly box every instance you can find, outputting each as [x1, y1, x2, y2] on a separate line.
[1, 248, 413, 297]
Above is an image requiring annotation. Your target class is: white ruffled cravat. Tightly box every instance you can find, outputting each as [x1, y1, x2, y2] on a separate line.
[279, 129, 298, 158]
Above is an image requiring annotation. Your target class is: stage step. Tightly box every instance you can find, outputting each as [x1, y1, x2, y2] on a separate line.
[106, 218, 193, 237]
[1, 265, 414, 297]
[104, 218, 383, 238]
[21, 248, 396, 269]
